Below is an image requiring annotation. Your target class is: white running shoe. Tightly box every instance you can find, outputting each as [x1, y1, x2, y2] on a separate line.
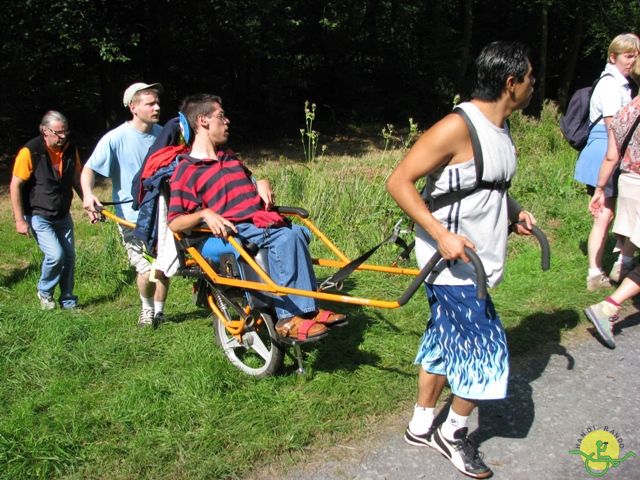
[138, 308, 155, 327]
[430, 426, 493, 479]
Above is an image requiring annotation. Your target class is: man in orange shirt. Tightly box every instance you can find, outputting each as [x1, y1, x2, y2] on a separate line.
[10, 111, 82, 309]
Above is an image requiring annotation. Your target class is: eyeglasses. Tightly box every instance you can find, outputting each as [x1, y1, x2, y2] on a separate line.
[211, 112, 228, 121]
[47, 127, 70, 137]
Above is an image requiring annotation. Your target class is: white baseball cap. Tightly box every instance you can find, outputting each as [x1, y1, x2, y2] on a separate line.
[122, 82, 163, 107]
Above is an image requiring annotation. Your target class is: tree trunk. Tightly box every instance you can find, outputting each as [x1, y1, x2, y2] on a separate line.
[558, 3, 584, 110]
[458, 0, 473, 92]
[536, 3, 548, 113]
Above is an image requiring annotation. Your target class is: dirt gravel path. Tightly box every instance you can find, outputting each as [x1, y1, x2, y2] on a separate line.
[251, 307, 640, 480]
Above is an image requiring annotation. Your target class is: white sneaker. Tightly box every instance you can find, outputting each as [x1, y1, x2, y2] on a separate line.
[153, 311, 165, 329]
[586, 272, 611, 291]
[584, 301, 619, 349]
[431, 426, 493, 479]
[404, 426, 438, 448]
[38, 292, 56, 310]
[138, 308, 155, 327]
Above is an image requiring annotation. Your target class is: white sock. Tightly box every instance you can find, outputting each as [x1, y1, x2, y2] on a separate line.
[141, 296, 154, 310]
[588, 267, 603, 278]
[154, 301, 165, 314]
[408, 404, 435, 435]
[441, 409, 469, 440]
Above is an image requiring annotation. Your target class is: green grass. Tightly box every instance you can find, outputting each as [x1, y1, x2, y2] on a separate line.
[0, 101, 614, 479]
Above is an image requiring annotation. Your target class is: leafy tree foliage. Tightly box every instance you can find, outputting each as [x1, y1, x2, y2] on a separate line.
[0, 0, 638, 153]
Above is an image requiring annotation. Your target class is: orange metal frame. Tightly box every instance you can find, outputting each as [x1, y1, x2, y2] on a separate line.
[99, 208, 420, 310]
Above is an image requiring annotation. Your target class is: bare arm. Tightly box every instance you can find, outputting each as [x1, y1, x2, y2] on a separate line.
[506, 195, 536, 235]
[589, 126, 619, 216]
[256, 179, 274, 210]
[513, 211, 536, 235]
[72, 150, 83, 200]
[9, 175, 30, 236]
[168, 208, 237, 238]
[80, 166, 101, 223]
[73, 175, 83, 201]
[386, 113, 476, 262]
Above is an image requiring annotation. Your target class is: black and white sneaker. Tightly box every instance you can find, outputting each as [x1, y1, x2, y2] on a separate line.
[404, 426, 437, 448]
[153, 311, 165, 329]
[431, 426, 493, 479]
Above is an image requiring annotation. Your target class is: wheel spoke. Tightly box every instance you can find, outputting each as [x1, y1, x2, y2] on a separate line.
[211, 287, 283, 377]
[223, 336, 242, 349]
[244, 331, 271, 361]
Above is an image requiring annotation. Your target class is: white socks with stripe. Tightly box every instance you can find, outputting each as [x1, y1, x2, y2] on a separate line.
[441, 409, 469, 440]
[408, 404, 435, 435]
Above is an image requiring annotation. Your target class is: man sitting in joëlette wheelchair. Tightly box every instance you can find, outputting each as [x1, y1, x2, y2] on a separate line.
[167, 93, 346, 341]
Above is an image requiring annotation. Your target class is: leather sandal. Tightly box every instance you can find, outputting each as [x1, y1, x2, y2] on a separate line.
[276, 316, 327, 340]
[313, 309, 347, 326]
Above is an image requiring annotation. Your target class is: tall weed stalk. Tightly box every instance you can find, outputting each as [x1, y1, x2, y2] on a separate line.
[300, 100, 320, 163]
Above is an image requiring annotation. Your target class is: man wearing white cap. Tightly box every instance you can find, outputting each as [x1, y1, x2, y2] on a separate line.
[81, 82, 170, 327]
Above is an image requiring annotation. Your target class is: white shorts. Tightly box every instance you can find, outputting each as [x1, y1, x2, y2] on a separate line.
[613, 172, 640, 247]
[118, 225, 152, 274]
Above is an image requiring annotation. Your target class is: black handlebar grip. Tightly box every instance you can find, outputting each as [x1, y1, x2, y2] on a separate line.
[274, 206, 310, 218]
[398, 247, 487, 306]
[514, 221, 551, 271]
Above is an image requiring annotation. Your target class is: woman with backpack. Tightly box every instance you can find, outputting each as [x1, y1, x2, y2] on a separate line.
[585, 80, 640, 349]
[574, 33, 639, 291]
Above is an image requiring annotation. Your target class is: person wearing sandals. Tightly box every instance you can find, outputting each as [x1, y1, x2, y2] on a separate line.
[586, 76, 640, 349]
[167, 94, 345, 340]
[387, 41, 536, 478]
[573, 33, 640, 291]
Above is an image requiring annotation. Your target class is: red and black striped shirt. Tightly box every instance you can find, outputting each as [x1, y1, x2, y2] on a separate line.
[168, 149, 262, 224]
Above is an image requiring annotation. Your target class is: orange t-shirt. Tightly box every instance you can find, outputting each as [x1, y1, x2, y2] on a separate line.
[13, 143, 81, 181]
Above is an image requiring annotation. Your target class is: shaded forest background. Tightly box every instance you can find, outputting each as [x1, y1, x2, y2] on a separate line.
[1, 0, 639, 155]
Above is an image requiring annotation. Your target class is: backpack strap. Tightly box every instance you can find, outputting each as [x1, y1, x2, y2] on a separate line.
[423, 107, 511, 212]
[458, 107, 484, 185]
[587, 73, 614, 132]
[619, 111, 640, 159]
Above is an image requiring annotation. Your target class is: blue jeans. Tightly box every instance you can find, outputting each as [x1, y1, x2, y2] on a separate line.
[29, 213, 77, 307]
[205, 223, 317, 320]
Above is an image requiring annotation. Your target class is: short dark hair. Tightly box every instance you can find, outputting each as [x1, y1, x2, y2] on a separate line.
[179, 93, 223, 133]
[472, 41, 530, 101]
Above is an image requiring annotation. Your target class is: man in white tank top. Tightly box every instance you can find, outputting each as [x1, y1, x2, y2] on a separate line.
[387, 41, 537, 479]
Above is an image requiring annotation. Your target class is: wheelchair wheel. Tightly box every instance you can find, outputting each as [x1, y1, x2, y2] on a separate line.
[210, 288, 284, 378]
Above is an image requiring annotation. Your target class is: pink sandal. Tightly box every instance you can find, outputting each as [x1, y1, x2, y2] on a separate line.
[276, 316, 327, 340]
[314, 309, 347, 326]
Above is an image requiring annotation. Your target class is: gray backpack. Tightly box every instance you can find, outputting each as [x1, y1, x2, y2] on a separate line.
[560, 73, 612, 150]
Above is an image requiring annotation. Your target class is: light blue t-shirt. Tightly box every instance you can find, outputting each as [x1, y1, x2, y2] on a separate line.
[86, 122, 162, 222]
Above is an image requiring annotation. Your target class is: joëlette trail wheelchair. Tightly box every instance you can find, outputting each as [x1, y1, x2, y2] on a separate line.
[97, 205, 550, 378]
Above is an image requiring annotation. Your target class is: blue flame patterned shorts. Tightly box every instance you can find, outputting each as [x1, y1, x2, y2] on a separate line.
[415, 284, 509, 400]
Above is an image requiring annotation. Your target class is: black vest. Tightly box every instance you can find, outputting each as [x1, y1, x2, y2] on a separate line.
[22, 136, 77, 219]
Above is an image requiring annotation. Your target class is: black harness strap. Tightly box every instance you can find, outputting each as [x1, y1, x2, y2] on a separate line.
[423, 107, 511, 212]
[100, 199, 133, 206]
[318, 220, 412, 291]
